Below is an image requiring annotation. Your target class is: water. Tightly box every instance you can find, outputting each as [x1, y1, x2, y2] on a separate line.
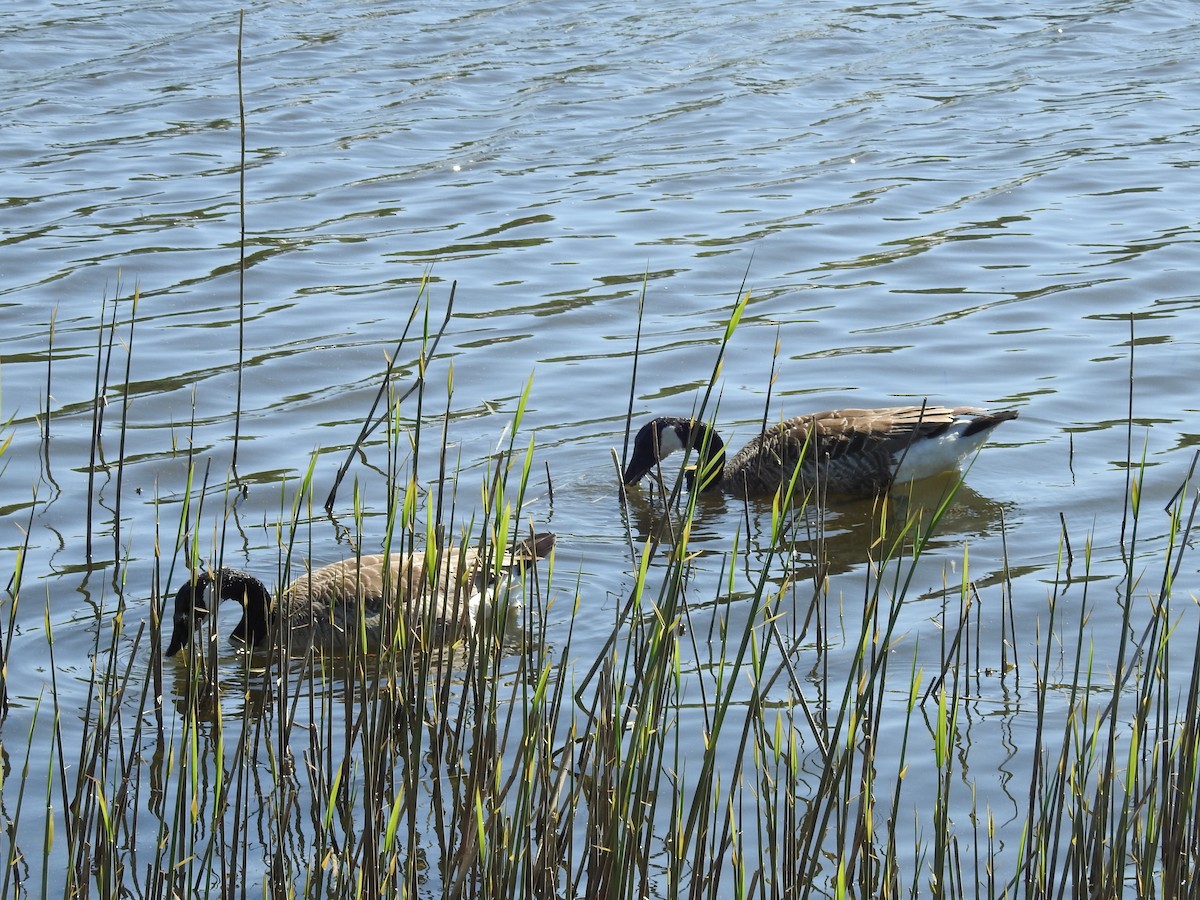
[3, 0, 1200, 892]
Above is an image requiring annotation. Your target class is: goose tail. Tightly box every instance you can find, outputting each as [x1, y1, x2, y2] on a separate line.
[512, 532, 556, 565]
[961, 408, 1020, 437]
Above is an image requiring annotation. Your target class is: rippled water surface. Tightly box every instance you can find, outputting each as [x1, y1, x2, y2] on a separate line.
[3, 0, 1200, 893]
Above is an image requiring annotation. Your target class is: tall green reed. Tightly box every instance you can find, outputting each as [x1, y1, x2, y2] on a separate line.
[6, 261, 1200, 900]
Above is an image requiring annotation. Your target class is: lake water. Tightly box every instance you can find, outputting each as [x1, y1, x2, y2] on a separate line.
[3, 0, 1200, 894]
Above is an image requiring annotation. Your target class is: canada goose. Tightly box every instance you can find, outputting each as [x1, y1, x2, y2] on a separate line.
[622, 406, 1018, 498]
[164, 533, 555, 656]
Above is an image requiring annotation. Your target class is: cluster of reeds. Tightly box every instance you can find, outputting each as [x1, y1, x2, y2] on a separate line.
[2, 284, 1198, 899]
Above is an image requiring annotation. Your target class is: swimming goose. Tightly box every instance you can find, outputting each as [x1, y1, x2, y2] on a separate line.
[164, 532, 555, 656]
[622, 406, 1018, 498]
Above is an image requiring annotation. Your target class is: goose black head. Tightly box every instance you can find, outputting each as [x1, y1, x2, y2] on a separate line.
[622, 417, 726, 492]
[165, 572, 213, 657]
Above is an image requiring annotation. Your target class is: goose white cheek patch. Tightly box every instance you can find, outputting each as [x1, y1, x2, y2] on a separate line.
[657, 424, 687, 457]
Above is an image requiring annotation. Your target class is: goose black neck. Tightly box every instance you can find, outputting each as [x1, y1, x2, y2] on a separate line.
[683, 420, 726, 492]
[212, 568, 273, 648]
[165, 567, 273, 656]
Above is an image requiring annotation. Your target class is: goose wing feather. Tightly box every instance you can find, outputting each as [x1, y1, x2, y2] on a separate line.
[726, 406, 1012, 496]
[276, 534, 555, 651]
[277, 549, 485, 649]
